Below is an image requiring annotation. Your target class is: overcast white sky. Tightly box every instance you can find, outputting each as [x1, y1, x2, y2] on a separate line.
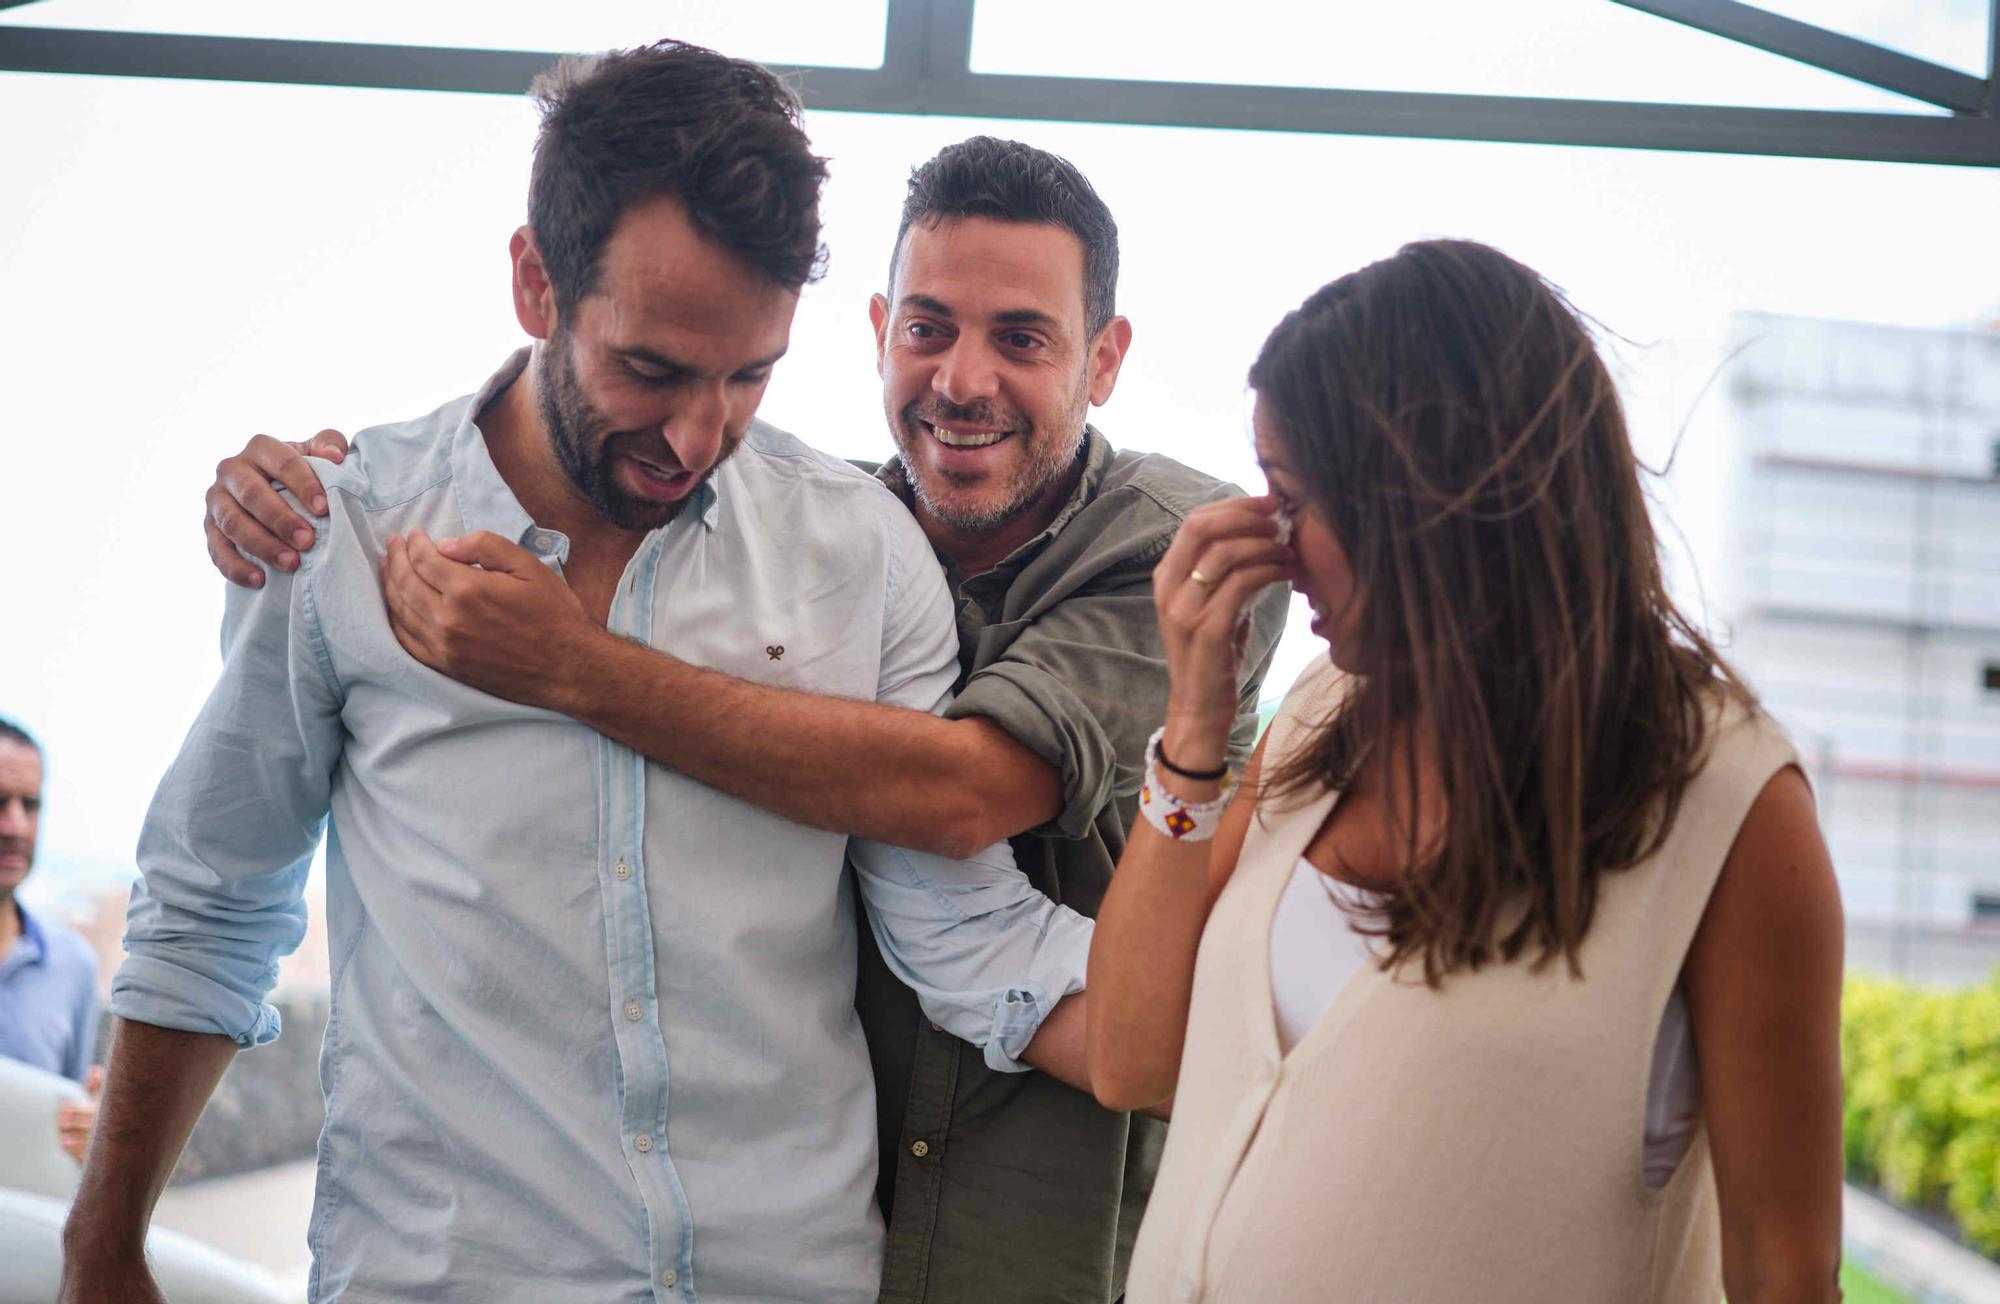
[3, 0, 1997, 907]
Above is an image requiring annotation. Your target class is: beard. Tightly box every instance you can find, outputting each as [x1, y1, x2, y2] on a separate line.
[538, 328, 719, 532]
[894, 377, 1090, 534]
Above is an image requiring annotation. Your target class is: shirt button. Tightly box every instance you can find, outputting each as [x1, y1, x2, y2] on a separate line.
[614, 861, 632, 881]
[1176, 1275, 1197, 1300]
[929, 1022, 943, 1033]
[625, 1001, 643, 1022]
[660, 1268, 678, 1287]
[635, 1133, 654, 1153]
[910, 1139, 930, 1158]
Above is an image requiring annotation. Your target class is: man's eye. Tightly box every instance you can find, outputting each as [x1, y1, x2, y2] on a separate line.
[733, 370, 773, 386]
[627, 364, 675, 384]
[906, 322, 941, 340]
[1001, 332, 1041, 350]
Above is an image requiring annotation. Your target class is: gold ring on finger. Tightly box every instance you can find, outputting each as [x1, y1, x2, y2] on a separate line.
[1189, 568, 1216, 591]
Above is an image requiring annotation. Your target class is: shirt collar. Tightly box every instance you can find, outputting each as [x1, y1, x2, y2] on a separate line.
[449, 348, 721, 556]
[692, 468, 721, 531]
[876, 424, 1112, 578]
[7, 897, 47, 969]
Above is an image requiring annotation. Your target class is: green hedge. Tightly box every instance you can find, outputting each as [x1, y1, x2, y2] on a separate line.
[1843, 971, 2000, 1257]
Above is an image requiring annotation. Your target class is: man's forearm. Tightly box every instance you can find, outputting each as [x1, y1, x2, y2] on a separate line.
[559, 633, 1060, 857]
[62, 1020, 237, 1261]
[1019, 993, 1090, 1094]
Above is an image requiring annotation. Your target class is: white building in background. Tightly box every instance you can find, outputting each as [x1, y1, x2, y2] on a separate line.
[1725, 312, 2000, 986]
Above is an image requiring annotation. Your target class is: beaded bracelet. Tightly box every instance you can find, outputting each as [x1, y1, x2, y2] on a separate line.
[1138, 726, 1236, 843]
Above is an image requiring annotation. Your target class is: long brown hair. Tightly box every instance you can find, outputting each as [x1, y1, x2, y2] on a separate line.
[1251, 239, 1753, 983]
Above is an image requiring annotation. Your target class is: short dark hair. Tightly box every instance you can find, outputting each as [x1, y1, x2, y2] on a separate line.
[528, 41, 829, 315]
[890, 136, 1119, 336]
[0, 718, 38, 754]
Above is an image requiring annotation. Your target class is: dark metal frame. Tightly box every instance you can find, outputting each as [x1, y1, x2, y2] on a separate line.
[2, 0, 1996, 166]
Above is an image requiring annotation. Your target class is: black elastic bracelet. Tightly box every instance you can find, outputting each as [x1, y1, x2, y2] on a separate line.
[1156, 739, 1229, 782]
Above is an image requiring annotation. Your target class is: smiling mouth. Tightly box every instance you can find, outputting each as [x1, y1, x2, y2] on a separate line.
[922, 420, 1013, 450]
[624, 453, 696, 492]
[629, 453, 685, 479]
[620, 452, 697, 503]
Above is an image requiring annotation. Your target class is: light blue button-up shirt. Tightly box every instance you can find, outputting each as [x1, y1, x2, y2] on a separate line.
[111, 351, 1093, 1303]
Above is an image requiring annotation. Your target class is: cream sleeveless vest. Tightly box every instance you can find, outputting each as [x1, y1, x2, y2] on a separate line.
[1125, 656, 1799, 1304]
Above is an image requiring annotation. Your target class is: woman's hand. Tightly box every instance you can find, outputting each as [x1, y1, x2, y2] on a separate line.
[1151, 495, 1296, 773]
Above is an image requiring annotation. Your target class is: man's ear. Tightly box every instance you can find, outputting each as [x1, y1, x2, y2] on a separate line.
[512, 226, 558, 341]
[868, 293, 891, 378]
[1087, 316, 1134, 407]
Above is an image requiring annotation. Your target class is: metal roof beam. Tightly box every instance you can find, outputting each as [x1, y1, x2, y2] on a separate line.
[1614, 0, 1988, 114]
[1, 20, 1995, 168]
[1989, 0, 1999, 108]
[0, 27, 553, 93]
[834, 69, 1996, 167]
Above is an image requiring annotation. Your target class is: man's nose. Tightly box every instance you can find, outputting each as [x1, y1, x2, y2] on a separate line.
[0, 797, 29, 836]
[662, 389, 729, 472]
[932, 338, 1000, 407]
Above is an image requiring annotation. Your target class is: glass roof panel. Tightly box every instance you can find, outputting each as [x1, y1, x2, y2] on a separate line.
[0, 0, 890, 69]
[970, 0, 1976, 114]
[1753, 0, 1988, 75]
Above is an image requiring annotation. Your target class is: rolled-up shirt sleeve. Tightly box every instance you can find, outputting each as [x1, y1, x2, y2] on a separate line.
[948, 565, 1289, 844]
[946, 572, 1166, 841]
[111, 534, 343, 1048]
[855, 491, 1093, 1072]
[850, 836, 1092, 1073]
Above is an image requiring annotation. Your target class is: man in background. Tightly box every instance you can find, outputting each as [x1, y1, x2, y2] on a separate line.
[0, 718, 103, 1163]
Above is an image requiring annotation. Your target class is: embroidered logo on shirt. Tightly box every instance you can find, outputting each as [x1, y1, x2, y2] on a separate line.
[766, 645, 784, 661]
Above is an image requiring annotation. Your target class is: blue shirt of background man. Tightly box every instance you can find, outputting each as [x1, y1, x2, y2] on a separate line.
[0, 901, 101, 1083]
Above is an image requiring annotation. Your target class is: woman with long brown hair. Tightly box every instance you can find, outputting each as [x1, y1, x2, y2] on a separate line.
[1088, 240, 1844, 1302]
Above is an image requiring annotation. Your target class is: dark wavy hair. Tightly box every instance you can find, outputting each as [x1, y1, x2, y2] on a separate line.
[890, 136, 1120, 336]
[1252, 239, 1754, 984]
[528, 40, 828, 315]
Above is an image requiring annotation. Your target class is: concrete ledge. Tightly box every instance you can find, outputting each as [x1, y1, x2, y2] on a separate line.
[1845, 1183, 2000, 1304]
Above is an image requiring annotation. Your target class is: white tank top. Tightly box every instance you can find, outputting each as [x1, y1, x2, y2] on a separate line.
[1270, 857, 1702, 1189]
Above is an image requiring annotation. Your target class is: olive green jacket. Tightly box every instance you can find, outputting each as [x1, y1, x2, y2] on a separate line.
[856, 428, 1289, 1303]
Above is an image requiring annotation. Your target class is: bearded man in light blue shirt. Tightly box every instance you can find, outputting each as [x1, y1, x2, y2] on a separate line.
[61, 42, 1094, 1304]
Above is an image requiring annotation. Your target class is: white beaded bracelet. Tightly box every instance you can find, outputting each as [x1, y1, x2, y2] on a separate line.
[1138, 727, 1236, 843]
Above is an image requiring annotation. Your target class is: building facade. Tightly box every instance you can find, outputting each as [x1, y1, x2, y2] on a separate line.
[1726, 312, 2000, 985]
